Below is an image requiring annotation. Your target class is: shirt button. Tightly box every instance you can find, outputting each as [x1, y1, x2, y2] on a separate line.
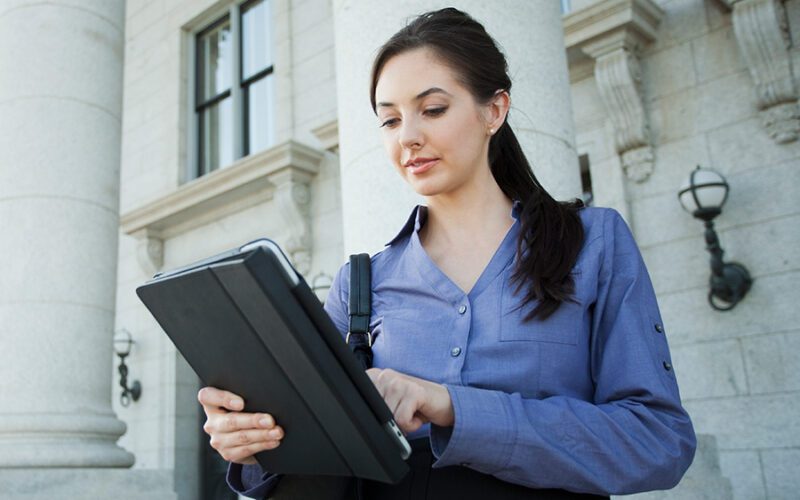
[663, 361, 672, 371]
[654, 323, 664, 333]
[450, 347, 462, 357]
[458, 305, 467, 314]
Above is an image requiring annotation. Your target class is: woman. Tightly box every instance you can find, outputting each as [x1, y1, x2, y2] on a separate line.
[199, 8, 696, 499]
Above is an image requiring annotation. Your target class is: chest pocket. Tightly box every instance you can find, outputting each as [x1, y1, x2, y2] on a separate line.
[499, 271, 582, 345]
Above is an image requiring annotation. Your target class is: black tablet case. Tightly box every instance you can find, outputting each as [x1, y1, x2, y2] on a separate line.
[136, 244, 409, 483]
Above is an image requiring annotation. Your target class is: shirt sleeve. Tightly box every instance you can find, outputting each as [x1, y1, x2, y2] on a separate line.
[225, 262, 351, 497]
[428, 209, 697, 495]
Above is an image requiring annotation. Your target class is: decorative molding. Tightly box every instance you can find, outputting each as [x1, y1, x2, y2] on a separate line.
[269, 168, 314, 275]
[132, 229, 164, 276]
[727, 0, 799, 143]
[120, 140, 324, 274]
[565, 0, 664, 183]
[312, 120, 339, 153]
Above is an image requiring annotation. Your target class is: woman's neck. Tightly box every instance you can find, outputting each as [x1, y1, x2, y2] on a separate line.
[420, 179, 514, 249]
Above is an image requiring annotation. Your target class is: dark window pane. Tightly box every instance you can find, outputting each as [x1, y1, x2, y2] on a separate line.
[241, 0, 272, 80]
[245, 76, 274, 155]
[199, 97, 234, 175]
[579, 153, 593, 206]
[198, 19, 232, 102]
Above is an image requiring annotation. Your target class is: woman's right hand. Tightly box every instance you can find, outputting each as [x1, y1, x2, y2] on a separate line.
[198, 387, 285, 465]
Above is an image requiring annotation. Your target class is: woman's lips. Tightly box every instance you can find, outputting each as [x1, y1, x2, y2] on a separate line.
[406, 159, 439, 175]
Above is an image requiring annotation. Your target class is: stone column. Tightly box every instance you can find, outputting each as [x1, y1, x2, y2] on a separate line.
[0, 0, 132, 468]
[333, 0, 580, 255]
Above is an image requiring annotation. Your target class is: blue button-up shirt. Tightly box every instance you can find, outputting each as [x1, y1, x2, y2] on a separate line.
[230, 204, 696, 496]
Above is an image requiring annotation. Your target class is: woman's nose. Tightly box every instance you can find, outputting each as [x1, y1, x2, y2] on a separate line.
[398, 120, 423, 149]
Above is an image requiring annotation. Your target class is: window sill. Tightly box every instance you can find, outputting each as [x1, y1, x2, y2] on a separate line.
[120, 140, 325, 274]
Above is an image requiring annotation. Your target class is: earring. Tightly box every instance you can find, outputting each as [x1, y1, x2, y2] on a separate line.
[489, 128, 495, 135]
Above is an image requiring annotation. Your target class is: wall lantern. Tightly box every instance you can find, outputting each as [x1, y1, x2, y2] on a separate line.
[113, 329, 142, 406]
[678, 166, 752, 311]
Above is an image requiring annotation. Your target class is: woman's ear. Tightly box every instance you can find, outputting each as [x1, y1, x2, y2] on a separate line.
[484, 90, 510, 135]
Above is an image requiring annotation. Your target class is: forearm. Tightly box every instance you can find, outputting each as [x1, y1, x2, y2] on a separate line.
[430, 384, 696, 495]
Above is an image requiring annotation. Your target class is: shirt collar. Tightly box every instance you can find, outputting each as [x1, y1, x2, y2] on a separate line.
[384, 200, 522, 247]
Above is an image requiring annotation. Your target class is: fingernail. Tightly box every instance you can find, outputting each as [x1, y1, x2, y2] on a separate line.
[230, 399, 243, 409]
[269, 429, 282, 438]
[259, 418, 273, 427]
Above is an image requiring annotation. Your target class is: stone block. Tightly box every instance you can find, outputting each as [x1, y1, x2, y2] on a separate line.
[658, 271, 798, 345]
[684, 392, 800, 449]
[571, 77, 607, 130]
[704, 0, 732, 32]
[647, 0, 709, 53]
[671, 339, 748, 400]
[0, 469, 177, 500]
[762, 448, 800, 500]
[648, 86, 699, 144]
[291, 0, 332, 36]
[718, 450, 767, 500]
[707, 118, 800, 176]
[293, 79, 338, 128]
[294, 47, 335, 95]
[742, 331, 800, 395]
[642, 42, 697, 100]
[691, 25, 745, 84]
[293, 16, 334, 65]
[695, 72, 755, 133]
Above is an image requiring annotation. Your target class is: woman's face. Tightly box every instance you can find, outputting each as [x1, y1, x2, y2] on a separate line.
[374, 48, 499, 199]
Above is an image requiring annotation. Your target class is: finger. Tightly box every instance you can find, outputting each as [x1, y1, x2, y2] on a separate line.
[206, 412, 277, 434]
[219, 439, 281, 464]
[395, 398, 425, 433]
[198, 387, 245, 412]
[211, 426, 284, 450]
[366, 368, 382, 385]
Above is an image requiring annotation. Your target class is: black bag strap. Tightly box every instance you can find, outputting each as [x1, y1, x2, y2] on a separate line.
[347, 253, 373, 370]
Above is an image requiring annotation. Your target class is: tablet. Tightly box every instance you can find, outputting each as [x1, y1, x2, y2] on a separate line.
[136, 239, 411, 483]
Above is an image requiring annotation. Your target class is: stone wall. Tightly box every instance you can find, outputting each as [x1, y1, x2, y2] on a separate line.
[570, 1, 800, 498]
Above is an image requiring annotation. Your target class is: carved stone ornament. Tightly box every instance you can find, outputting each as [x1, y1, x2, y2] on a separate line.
[592, 47, 655, 182]
[269, 169, 313, 275]
[728, 0, 800, 143]
[566, 0, 664, 183]
[133, 230, 163, 276]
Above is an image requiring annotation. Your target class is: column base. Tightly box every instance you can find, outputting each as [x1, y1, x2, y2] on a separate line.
[0, 469, 177, 500]
[0, 413, 134, 467]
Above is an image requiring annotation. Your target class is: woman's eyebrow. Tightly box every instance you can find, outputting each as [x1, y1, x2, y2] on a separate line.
[377, 87, 453, 108]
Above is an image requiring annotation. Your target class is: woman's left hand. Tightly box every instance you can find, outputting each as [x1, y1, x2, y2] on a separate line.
[366, 368, 455, 434]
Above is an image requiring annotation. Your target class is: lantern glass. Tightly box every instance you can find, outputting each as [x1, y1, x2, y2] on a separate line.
[679, 168, 728, 213]
[113, 329, 134, 357]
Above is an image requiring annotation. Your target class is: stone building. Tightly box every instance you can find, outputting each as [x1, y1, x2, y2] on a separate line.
[0, 0, 798, 498]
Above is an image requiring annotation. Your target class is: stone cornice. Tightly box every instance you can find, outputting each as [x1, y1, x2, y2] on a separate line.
[312, 119, 339, 153]
[563, 0, 663, 52]
[121, 140, 324, 273]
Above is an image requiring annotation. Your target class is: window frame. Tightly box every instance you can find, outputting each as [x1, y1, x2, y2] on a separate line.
[187, 0, 275, 182]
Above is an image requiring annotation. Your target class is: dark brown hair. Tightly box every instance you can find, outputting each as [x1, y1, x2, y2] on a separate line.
[370, 8, 585, 320]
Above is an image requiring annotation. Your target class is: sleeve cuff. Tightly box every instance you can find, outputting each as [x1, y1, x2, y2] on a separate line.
[227, 462, 282, 498]
[429, 384, 516, 474]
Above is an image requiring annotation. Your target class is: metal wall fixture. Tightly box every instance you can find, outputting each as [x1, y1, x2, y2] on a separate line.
[113, 329, 142, 406]
[678, 166, 753, 311]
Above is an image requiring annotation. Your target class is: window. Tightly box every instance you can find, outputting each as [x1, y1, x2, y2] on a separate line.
[194, 0, 274, 178]
[579, 153, 593, 206]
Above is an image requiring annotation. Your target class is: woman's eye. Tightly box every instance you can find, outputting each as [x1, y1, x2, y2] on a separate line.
[425, 107, 447, 117]
[380, 118, 399, 128]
